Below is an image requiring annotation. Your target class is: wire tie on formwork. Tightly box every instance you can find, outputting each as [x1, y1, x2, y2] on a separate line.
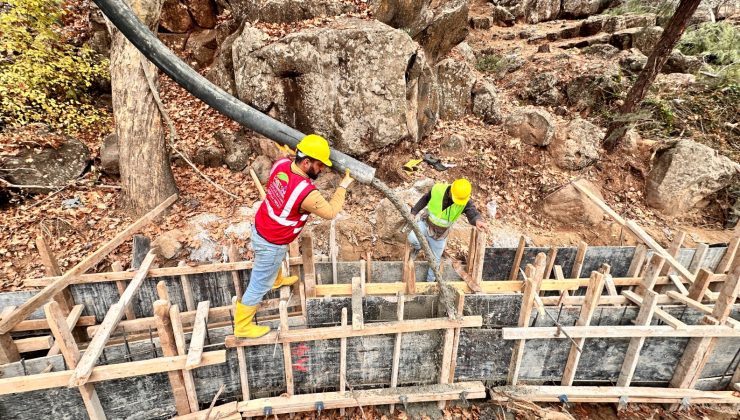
[679, 397, 690, 411]
[263, 406, 273, 416]
[558, 394, 569, 406]
[459, 390, 469, 408]
[315, 401, 324, 416]
[618, 395, 629, 411]
[123, 329, 132, 362]
[399, 395, 409, 412]
[204, 317, 211, 345]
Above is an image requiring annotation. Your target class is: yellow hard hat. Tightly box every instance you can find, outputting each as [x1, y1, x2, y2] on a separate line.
[451, 178, 472, 205]
[296, 134, 332, 167]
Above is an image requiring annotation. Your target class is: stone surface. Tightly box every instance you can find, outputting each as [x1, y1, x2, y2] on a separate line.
[472, 80, 502, 124]
[646, 139, 739, 216]
[100, 133, 119, 176]
[664, 51, 702, 74]
[0, 125, 90, 192]
[160, 0, 194, 33]
[372, 0, 469, 62]
[436, 58, 476, 120]
[504, 107, 556, 146]
[633, 26, 663, 55]
[451, 42, 476, 66]
[523, 72, 563, 106]
[205, 23, 246, 95]
[562, 0, 609, 18]
[581, 43, 620, 58]
[549, 118, 602, 170]
[192, 145, 225, 167]
[470, 16, 492, 29]
[524, 0, 560, 24]
[440, 134, 467, 155]
[151, 229, 185, 259]
[230, 0, 357, 24]
[619, 49, 648, 73]
[542, 180, 605, 226]
[249, 155, 273, 184]
[186, 29, 217, 69]
[215, 129, 252, 171]
[158, 33, 190, 51]
[492, 5, 515, 26]
[233, 19, 439, 154]
[184, 0, 217, 28]
[566, 70, 622, 112]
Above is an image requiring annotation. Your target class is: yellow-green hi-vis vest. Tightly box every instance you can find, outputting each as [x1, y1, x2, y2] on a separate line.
[427, 183, 467, 228]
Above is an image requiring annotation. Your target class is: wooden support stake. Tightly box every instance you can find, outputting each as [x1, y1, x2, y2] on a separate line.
[69, 251, 157, 387]
[507, 263, 543, 385]
[36, 232, 75, 313]
[388, 293, 404, 415]
[660, 231, 686, 276]
[47, 304, 84, 356]
[300, 235, 316, 298]
[351, 277, 364, 330]
[232, 298, 250, 404]
[185, 301, 211, 370]
[553, 265, 570, 303]
[666, 291, 740, 330]
[509, 236, 526, 280]
[600, 264, 618, 303]
[716, 235, 740, 274]
[635, 254, 666, 296]
[627, 244, 648, 277]
[279, 300, 294, 395]
[339, 307, 348, 417]
[156, 280, 170, 302]
[249, 168, 266, 200]
[438, 290, 463, 409]
[44, 301, 106, 420]
[689, 243, 709, 275]
[403, 241, 416, 295]
[366, 251, 372, 284]
[448, 292, 466, 384]
[0, 194, 176, 334]
[571, 241, 588, 279]
[543, 247, 558, 281]
[112, 261, 137, 320]
[561, 271, 606, 386]
[227, 245, 244, 300]
[668, 274, 690, 295]
[0, 306, 20, 364]
[170, 304, 200, 413]
[623, 290, 686, 330]
[153, 300, 192, 415]
[330, 219, 338, 284]
[617, 290, 658, 387]
[687, 268, 713, 302]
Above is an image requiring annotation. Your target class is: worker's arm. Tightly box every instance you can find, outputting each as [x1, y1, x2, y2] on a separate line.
[301, 188, 346, 219]
[463, 201, 483, 226]
[410, 191, 432, 216]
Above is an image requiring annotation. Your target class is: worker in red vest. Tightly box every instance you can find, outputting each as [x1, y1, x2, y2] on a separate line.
[235, 134, 353, 338]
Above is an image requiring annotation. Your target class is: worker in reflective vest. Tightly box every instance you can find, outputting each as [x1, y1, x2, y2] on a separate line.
[235, 134, 354, 338]
[408, 179, 486, 281]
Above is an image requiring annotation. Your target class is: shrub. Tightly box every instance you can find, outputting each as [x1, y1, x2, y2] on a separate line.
[679, 21, 739, 86]
[0, 0, 110, 133]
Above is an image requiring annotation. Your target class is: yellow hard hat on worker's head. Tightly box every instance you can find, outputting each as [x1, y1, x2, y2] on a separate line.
[451, 178, 472, 205]
[296, 134, 332, 167]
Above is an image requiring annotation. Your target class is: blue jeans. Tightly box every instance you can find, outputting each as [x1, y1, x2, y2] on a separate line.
[407, 220, 447, 282]
[241, 225, 287, 306]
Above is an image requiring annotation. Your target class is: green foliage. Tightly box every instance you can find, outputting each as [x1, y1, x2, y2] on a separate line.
[0, 0, 110, 133]
[679, 22, 740, 86]
[476, 54, 515, 75]
[605, 0, 675, 17]
[643, 96, 674, 129]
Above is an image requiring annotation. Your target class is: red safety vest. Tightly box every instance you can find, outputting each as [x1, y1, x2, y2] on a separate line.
[255, 158, 316, 245]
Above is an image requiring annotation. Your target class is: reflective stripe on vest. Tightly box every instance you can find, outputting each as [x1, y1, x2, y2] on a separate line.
[265, 179, 309, 226]
[427, 183, 466, 228]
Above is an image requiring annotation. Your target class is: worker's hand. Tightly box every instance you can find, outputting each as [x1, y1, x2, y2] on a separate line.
[339, 169, 354, 189]
[475, 219, 487, 231]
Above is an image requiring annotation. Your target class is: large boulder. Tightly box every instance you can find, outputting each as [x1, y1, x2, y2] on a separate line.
[184, 0, 217, 28]
[160, 0, 194, 33]
[0, 125, 90, 193]
[248, 154, 273, 184]
[561, 0, 610, 18]
[549, 118, 602, 170]
[436, 58, 476, 120]
[633, 26, 663, 55]
[372, 0, 469, 62]
[646, 139, 739, 216]
[542, 180, 605, 226]
[233, 19, 439, 154]
[524, 0, 560, 24]
[206, 23, 247, 95]
[230, 0, 358, 24]
[523, 72, 563, 106]
[504, 107, 555, 146]
[215, 129, 252, 171]
[373, 178, 434, 243]
[100, 133, 120, 176]
[492, 5, 515, 26]
[472, 80, 502, 124]
[186, 29, 217, 69]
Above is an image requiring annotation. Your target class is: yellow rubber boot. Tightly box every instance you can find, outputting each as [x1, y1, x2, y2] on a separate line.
[234, 302, 271, 338]
[272, 268, 299, 289]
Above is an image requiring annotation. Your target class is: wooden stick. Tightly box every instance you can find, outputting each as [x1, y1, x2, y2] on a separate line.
[0, 307, 19, 364]
[617, 290, 658, 387]
[502, 324, 740, 340]
[509, 236, 526, 280]
[561, 271, 605, 385]
[227, 245, 244, 300]
[667, 274, 690, 295]
[279, 300, 294, 395]
[626, 244, 648, 277]
[666, 291, 740, 330]
[185, 301, 210, 370]
[388, 294, 404, 415]
[716, 235, 740, 274]
[687, 268, 713, 302]
[300, 235, 316, 298]
[15, 335, 54, 352]
[600, 264, 618, 302]
[544, 247, 558, 281]
[44, 301, 106, 420]
[330, 219, 338, 284]
[112, 261, 137, 320]
[438, 291, 463, 409]
[47, 304, 84, 356]
[153, 300, 191, 415]
[339, 307, 348, 417]
[366, 251, 372, 284]
[571, 241, 588, 279]
[622, 290, 687, 330]
[403, 242, 416, 295]
[249, 168, 266, 200]
[156, 280, 170, 301]
[69, 251, 157, 387]
[490, 385, 740, 404]
[170, 304, 200, 413]
[660, 231, 686, 276]
[351, 277, 364, 330]
[507, 264, 542, 385]
[635, 254, 666, 296]
[7, 315, 96, 333]
[688, 243, 709, 275]
[177, 261, 196, 312]
[447, 292, 466, 384]
[0, 194, 176, 334]
[36, 232, 75, 313]
[553, 265, 570, 302]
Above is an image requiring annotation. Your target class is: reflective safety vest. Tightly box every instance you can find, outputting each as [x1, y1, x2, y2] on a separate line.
[255, 158, 316, 245]
[426, 183, 466, 229]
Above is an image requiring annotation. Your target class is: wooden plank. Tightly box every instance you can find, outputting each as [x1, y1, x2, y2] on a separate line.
[177, 260, 196, 311]
[626, 244, 648, 277]
[44, 301, 107, 420]
[330, 219, 338, 284]
[668, 274, 690, 295]
[447, 292, 466, 384]
[403, 245, 416, 295]
[689, 243, 709, 274]
[502, 324, 740, 339]
[111, 261, 136, 320]
[185, 300, 210, 370]
[660, 231, 686, 276]
[571, 181, 626, 225]
[69, 251, 157, 387]
[249, 167, 266, 200]
[635, 254, 665, 296]
[665, 291, 740, 330]
[622, 290, 687, 330]
[509, 236, 526, 280]
[438, 291, 462, 409]
[156, 280, 170, 301]
[8, 315, 96, 333]
[47, 304, 84, 356]
[625, 220, 695, 283]
[388, 294, 403, 414]
[153, 300, 191, 415]
[15, 335, 54, 352]
[507, 264, 541, 385]
[0, 194, 176, 334]
[226, 315, 483, 347]
[544, 247, 558, 281]
[339, 307, 348, 417]
[279, 300, 294, 395]
[616, 290, 658, 387]
[237, 382, 487, 416]
[227, 245, 244, 300]
[687, 268, 713, 302]
[467, 230, 486, 289]
[600, 264, 618, 302]
[561, 271, 605, 386]
[0, 306, 20, 364]
[351, 277, 364, 330]
[300, 235, 316, 298]
[36, 232, 75, 313]
[174, 402, 240, 420]
[716, 235, 740, 274]
[366, 251, 372, 284]
[571, 241, 588, 279]
[170, 304, 200, 413]
[491, 385, 740, 404]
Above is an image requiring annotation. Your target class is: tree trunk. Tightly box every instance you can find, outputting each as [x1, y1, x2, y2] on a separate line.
[110, 0, 177, 217]
[602, 0, 702, 152]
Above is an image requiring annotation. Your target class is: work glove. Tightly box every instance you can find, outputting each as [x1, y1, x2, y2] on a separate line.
[339, 169, 354, 189]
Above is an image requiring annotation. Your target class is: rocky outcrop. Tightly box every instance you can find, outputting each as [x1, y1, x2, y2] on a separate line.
[633, 26, 663, 55]
[161, 0, 194, 33]
[472, 80, 502, 124]
[504, 107, 555, 146]
[523, 72, 563, 106]
[566, 70, 622, 112]
[232, 19, 439, 153]
[492, 5, 515, 26]
[230, 0, 357, 23]
[646, 139, 739, 216]
[542, 180, 605, 226]
[373, 178, 435, 243]
[561, 0, 610, 18]
[549, 118, 602, 170]
[186, 29, 217, 69]
[184, 0, 217, 28]
[372, 0, 469, 62]
[436, 58, 476, 119]
[100, 133, 119, 176]
[524, 0, 560, 24]
[215, 129, 252, 171]
[248, 155, 273, 184]
[205, 23, 246, 95]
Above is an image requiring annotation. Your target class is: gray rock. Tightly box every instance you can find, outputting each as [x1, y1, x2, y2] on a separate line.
[0, 125, 90, 193]
[160, 0, 194, 33]
[472, 80, 502, 124]
[664, 51, 702, 74]
[100, 133, 119, 176]
[249, 155, 273, 184]
[440, 134, 467, 154]
[504, 107, 556, 146]
[523, 72, 563, 106]
[215, 129, 252, 171]
[566, 70, 622, 112]
[470, 16, 492, 29]
[186, 29, 217, 69]
[647, 139, 739, 216]
[158, 33, 189, 52]
[206, 23, 250, 95]
[619, 50, 648, 73]
[192, 145, 225, 167]
[525, 0, 560, 24]
[372, 0, 469, 62]
[562, 0, 610, 18]
[184, 0, 217, 28]
[581, 43, 620, 58]
[542, 180, 605, 226]
[492, 5, 515, 26]
[230, 0, 358, 24]
[549, 118, 602, 170]
[451, 42, 476, 66]
[609, 27, 641, 50]
[436, 58, 476, 120]
[633, 26, 663, 55]
[232, 19, 439, 153]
